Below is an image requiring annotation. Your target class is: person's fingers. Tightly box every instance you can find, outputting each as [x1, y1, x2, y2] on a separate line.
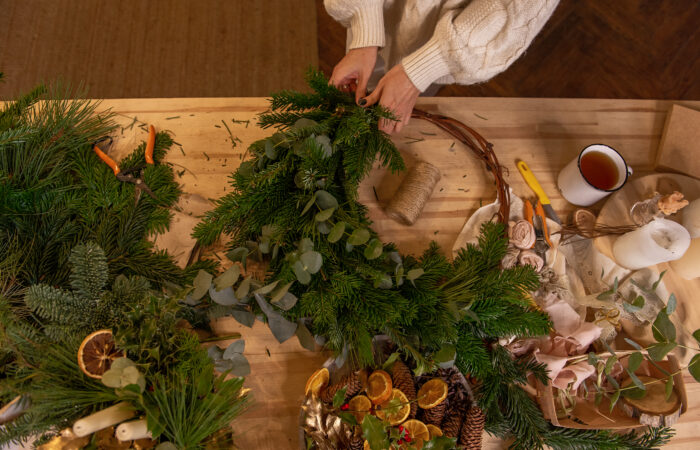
[355, 75, 369, 104]
[361, 81, 383, 107]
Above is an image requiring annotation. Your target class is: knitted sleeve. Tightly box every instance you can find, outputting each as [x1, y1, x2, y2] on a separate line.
[324, 0, 386, 49]
[401, 0, 559, 92]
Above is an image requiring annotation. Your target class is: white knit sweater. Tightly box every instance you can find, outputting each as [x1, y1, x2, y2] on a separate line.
[324, 0, 559, 92]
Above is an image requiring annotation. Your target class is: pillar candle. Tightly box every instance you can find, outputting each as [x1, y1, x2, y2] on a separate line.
[612, 218, 691, 270]
[116, 419, 152, 441]
[72, 402, 136, 437]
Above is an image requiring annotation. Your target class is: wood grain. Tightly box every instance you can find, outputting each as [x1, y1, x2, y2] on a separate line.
[317, 0, 700, 100]
[96, 97, 700, 449]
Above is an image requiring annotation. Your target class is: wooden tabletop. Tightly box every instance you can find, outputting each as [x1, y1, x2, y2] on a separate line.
[99, 97, 700, 449]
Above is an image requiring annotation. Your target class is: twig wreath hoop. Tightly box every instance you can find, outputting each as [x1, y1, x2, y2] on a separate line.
[411, 108, 510, 224]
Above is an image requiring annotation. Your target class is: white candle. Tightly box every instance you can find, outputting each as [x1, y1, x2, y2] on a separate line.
[72, 402, 136, 437]
[670, 238, 700, 280]
[612, 218, 691, 270]
[683, 199, 700, 238]
[116, 419, 152, 441]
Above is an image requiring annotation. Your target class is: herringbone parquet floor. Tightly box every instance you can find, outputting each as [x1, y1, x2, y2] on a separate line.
[317, 0, 700, 99]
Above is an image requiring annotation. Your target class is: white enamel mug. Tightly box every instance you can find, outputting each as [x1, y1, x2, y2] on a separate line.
[557, 144, 632, 206]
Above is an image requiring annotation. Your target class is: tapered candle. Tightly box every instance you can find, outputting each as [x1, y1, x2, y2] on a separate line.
[116, 419, 152, 441]
[612, 218, 690, 270]
[73, 402, 136, 437]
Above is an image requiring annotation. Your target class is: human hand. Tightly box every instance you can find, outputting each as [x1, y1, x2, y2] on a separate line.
[361, 64, 420, 134]
[329, 47, 378, 104]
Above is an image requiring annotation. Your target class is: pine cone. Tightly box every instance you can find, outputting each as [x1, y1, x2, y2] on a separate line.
[421, 400, 446, 426]
[441, 405, 464, 439]
[392, 360, 417, 418]
[346, 369, 367, 398]
[320, 377, 346, 404]
[459, 406, 485, 450]
[348, 435, 364, 450]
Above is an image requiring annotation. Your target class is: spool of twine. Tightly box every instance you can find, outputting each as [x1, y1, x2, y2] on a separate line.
[385, 161, 441, 225]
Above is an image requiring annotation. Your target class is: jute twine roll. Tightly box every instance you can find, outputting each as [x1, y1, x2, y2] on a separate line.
[385, 161, 441, 225]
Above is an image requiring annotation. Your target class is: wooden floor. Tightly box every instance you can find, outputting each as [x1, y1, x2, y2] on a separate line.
[317, 0, 700, 100]
[0, 0, 317, 99]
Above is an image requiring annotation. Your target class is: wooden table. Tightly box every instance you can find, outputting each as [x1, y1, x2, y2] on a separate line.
[100, 97, 700, 449]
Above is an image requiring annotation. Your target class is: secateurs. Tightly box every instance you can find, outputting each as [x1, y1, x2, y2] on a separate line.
[92, 125, 157, 200]
[524, 199, 553, 263]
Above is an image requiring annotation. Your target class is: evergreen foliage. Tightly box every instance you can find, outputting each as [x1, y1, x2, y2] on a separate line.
[0, 87, 195, 297]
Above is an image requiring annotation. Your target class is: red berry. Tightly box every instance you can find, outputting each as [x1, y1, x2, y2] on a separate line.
[341, 403, 349, 411]
[405, 436, 412, 443]
[398, 426, 404, 431]
[398, 439, 404, 445]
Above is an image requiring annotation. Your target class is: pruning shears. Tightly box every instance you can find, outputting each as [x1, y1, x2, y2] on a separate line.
[92, 125, 157, 200]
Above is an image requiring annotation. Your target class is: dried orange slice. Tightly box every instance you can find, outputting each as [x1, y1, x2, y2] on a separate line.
[402, 419, 430, 449]
[305, 368, 329, 397]
[348, 395, 372, 423]
[417, 378, 448, 409]
[376, 389, 410, 425]
[366, 370, 393, 404]
[426, 424, 443, 439]
[77, 329, 124, 379]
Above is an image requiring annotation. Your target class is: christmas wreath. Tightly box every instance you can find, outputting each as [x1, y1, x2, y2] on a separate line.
[193, 70, 674, 448]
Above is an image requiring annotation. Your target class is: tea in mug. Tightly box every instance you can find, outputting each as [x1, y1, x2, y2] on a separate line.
[580, 151, 619, 190]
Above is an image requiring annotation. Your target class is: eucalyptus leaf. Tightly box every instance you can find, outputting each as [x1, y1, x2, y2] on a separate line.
[389, 251, 402, 265]
[214, 265, 241, 290]
[363, 239, 383, 260]
[345, 242, 354, 252]
[375, 274, 392, 290]
[190, 270, 213, 301]
[259, 238, 270, 254]
[689, 354, 700, 382]
[348, 228, 370, 246]
[652, 309, 676, 342]
[270, 282, 293, 303]
[300, 251, 323, 274]
[223, 340, 245, 359]
[111, 358, 135, 370]
[255, 294, 298, 343]
[667, 294, 677, 315]
[315, 134, 333, 158]
[627, 371, 646, 391]
[315, 208, 335, 222]
[609, 390, 621, 412]
[235, 277, 252, 299]
[693, 328, 700, 344]
[207, 345, 223, 360]
[293, 261, 312, 285]
[594, 392, 603, 406]
[228, 353, 251, 376]
[628, 352, 643, 372]
[406, 268, 424, 282]
[227, 247, 249, 265]
[299, 238, 314, 253]
[604, 355, 618, 375]
[253, 280, 280, 295]
[653, 270, 666, 290]
[292, 118, 318, 130]
[273, 292, 298, 310]
[316, 221, 331, 234]
[665, 377, 674, 401]
[296, 320, 316, 351]
[101, 370, 122, 388]
[434, 343, 456, 364]
[264, 139, 277, 159]
[155, 443, 178, 450]
[647, 342, 676, 361]
[315, 190, 338, 210]
[209, 285, 239, 306]
[395, 265, 404, 287]
[622, 386, 646, 399]
[231, 308, 255, 327]
[328, 221, 345, 243]
[382, 352, 400, 371]
[214, 359, 234, 373]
